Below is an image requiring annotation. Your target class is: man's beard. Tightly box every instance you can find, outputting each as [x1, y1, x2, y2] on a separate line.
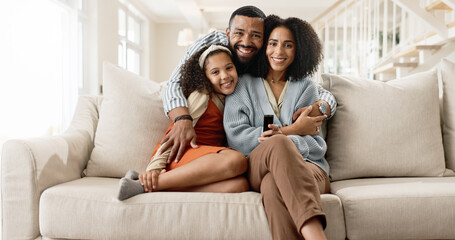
[227, 43, 259, 75]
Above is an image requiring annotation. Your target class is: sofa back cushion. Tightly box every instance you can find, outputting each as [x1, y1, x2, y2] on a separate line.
[441, 58, 455, 171]
[85, 62, 171, 177]
[322, 69, 445, 181]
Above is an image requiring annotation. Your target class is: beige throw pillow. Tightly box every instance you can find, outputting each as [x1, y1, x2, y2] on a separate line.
[85, 62, 171, 177]
[441, 58, 455, 171]
[322, 70, 445, 181]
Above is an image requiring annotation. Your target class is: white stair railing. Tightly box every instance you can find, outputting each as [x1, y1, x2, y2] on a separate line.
[312, 0, 454, 80]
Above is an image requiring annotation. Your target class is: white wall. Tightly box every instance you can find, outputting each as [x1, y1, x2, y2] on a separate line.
[97, 0, 120, 91]
[92, 0, 158, 93]
[84, 2, 195, 89]
[83, 0, 100, 96]
[153, 23, 192, 82]
[148, 20, 159, 82]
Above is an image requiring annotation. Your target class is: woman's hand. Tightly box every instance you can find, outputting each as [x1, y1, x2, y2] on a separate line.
[139, 169, 166, 192]
[293, 106, 327, 135]
[282, 106, 327, 136]
[258, 124, 283, 143]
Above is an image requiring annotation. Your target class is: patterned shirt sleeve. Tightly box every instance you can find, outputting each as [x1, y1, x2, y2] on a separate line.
[162, 31, 228, 116]
[317, 84, 337, 119]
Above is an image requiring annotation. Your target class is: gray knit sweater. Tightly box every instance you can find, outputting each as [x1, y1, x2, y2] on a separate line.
[224, 74, 330, 175]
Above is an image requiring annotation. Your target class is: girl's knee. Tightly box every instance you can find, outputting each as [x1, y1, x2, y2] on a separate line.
[225, 176, 249, 193]
[220, 150, 248, 176]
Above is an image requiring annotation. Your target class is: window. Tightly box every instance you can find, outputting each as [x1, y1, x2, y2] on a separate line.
[118, 1, 146, 76]
[0, 0, 86, 138]
[77, 0, 88, 91]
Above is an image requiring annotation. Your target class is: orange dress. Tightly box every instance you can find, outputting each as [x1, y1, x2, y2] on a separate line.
[151, 97, 229, 171]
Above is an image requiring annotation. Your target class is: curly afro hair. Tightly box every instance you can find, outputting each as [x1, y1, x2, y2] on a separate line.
[180, 44, 234, 97]
[251, 15, 323, 81]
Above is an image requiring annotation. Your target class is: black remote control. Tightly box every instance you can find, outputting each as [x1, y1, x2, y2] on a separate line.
[263, 115, 274, 132]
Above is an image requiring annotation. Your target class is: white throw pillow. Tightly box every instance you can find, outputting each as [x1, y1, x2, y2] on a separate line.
[441, 58, 455, 171]
[322, 70, 445, 181]
[85, 62, 171, 177]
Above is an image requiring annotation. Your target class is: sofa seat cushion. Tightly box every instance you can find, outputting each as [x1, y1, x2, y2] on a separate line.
[39, 177, 345, 240]
[39, 177, 271, 240]
[331, 177, 455, 240]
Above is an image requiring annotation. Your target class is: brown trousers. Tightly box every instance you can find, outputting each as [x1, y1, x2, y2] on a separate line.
[248, 135, 330, 240]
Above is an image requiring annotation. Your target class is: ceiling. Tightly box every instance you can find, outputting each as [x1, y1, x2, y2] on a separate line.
[139, 0, 338, 31]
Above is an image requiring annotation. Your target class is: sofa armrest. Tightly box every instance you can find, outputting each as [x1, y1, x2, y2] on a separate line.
[1, 95, 100, 240]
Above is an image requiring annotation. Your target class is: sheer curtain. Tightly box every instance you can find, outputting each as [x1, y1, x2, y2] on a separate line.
[0, 1, 81, 234]
[0, 0, 79, 139]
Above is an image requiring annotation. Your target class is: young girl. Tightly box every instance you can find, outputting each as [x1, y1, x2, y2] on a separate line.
[117, 45, 248, 200]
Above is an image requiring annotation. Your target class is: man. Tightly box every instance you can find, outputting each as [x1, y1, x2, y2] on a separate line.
[160, 6, 337, 162]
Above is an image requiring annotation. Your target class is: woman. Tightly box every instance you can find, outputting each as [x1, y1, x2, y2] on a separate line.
[224, 15, 331, 240]
[117, 45, 248, 200]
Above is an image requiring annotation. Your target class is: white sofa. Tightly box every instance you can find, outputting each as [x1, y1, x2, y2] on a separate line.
[2, 58, 455, 240]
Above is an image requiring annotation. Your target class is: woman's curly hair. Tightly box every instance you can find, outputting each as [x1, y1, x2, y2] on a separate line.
[251, 15, 323, 80]
[180, 44, 233, 97]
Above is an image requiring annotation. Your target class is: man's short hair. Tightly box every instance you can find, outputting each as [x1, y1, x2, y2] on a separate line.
[228, 6, 266, 27]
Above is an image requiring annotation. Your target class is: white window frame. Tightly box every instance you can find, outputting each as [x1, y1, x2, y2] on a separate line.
[118, 1, 148, 77]
[77, 0, 89, 94]
[52, 0, 89, 94]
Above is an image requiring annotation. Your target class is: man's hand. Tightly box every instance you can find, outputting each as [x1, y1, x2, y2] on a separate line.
[158, 119, 198, 163]
[292, 100, 331, 121]
[139, 169, 166, 192]
[258, 124, 283, 143]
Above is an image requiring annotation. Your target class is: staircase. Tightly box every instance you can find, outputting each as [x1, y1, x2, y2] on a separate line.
[311, 0, 455, 80]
